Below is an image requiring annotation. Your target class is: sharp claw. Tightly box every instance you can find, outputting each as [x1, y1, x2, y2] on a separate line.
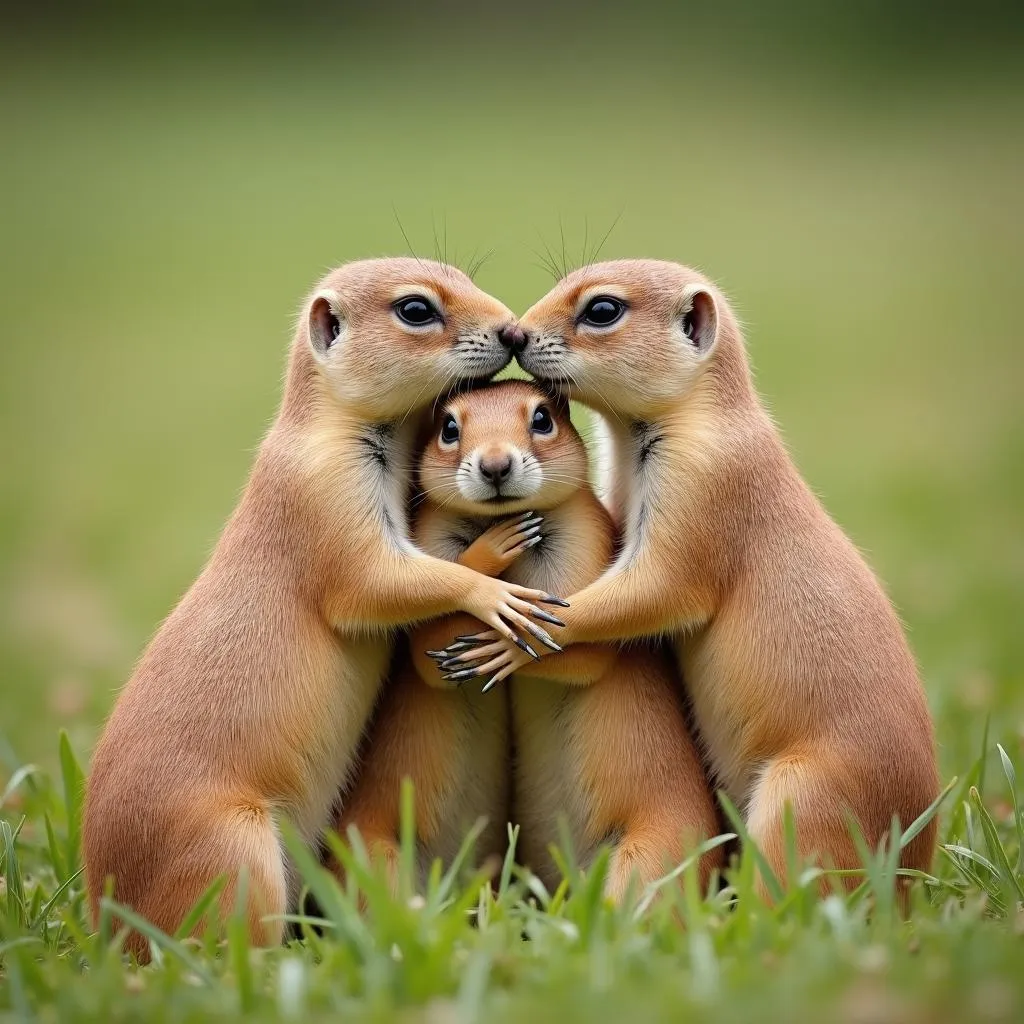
[517, 511, 535, 521]
[456, 635, 485, 644]
[524, 622, 562, 652]
[523, 536, 543, 549]
[531, 608, 565, 628]
[426, 650, 447, 659]
[443, 668, 481, 682]
[540, 594, 570, 608]
[511, 635, 540, 659]
[481, 676, 501, 694]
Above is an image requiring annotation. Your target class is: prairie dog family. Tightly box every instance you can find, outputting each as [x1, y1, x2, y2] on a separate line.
[444, 260, 939, 893]
[339, 381, 720, 897]
[82, 260, 565, 957]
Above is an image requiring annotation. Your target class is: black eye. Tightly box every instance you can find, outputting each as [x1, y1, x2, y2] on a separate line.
[531, 406, 554, 434]
[440, 414, 460, 445]
[682, 311, 696, 342]
[394, 296, 441, 327]
[579, 296, 626, 327]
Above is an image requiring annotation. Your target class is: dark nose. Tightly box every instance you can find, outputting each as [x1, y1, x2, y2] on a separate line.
[498, 324, 527, 354]
[479, 453, 514, 485]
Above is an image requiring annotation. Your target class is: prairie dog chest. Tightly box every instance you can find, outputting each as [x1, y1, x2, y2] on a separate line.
[356, 420, 422, 558]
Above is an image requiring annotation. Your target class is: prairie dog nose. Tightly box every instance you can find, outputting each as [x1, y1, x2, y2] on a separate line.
[498, 323, 527, 354]
[479, 452, 514, 485]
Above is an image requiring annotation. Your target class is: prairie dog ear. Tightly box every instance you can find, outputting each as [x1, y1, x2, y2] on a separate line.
[679, 285, 718, 356]
[307, 291, 348, 359]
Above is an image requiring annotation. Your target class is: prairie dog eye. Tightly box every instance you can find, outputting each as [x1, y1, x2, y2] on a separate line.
[578, 296, 626, 328]
[394, 296, 442, 327]
[682, 310, 696, 342]
[531, 406, 554, 435]
[439, 414, 460, 447]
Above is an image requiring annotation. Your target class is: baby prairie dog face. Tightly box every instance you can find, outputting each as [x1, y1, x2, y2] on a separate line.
[418, 381, 588, 516]
[304, 258, 519, 420]
[517, 259, 727, 420]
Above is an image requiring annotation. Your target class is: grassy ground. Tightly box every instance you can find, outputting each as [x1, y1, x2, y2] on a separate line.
[2, 17, 1023, 1021]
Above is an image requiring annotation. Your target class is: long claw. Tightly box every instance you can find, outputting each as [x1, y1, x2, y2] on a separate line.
[511, 635, 540, 659]
[523, 622, 562, 652]
[481, 676, 501, 694]
[456, 635, 485, 644]
[426, 650, 448, 659]
[531, 608, 565, 628]
[443, 668, 482, 682]
[540, 594, 570, 608]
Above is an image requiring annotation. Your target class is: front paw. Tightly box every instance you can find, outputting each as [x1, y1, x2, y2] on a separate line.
[431, 633, 536, 693]
[461, 512, 543, 575]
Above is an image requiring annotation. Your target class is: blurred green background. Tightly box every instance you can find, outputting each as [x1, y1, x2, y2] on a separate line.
[1, 3, 1022, 779]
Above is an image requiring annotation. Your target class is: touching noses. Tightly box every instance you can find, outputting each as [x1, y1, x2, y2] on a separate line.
[498, 324, 527, 355]
[479, 452, 514, 485]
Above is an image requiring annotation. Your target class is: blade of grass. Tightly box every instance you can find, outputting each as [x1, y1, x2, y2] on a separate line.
[1, 818, 26, 927]
[901, 776, 958, 849]
[432, 816, 488, 911]
[58, 731, 84, 875]
[499, 823, 520, 898]
[719, 792, 784, 903]
[43, 814, 67, 884]
[977, 715, 991, 801]
[969, 786, 1024, 904]
[633, 834, 736, 920]
[174, 874, 227, 940]
[228, 868, 256, 1014]
[996, 745, 1024, 873]
[30, 866, 84, 930]
[99, 898, 214, 983]
[1, 765, 40, 809]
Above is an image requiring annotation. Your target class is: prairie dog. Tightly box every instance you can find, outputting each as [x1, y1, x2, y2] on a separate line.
[82, 259, 565, 958]
[444, 260, 939, 897]
[340, 380, 720, 898]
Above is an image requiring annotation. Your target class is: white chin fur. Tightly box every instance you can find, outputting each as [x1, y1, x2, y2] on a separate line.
[456, 453, 543, 504]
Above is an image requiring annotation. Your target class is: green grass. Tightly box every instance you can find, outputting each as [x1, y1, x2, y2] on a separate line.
[1, 17, 1023, 1022]
[3, 734, 1024, 1021]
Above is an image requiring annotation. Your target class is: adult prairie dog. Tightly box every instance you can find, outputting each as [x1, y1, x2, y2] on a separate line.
[82, 259, 565, 958]
[340, 380, 720, 899]
[444, 260, 939, 897]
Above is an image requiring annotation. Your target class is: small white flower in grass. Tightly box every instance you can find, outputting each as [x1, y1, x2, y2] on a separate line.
[277, 957, 306, 1019]
[407, 894, 426, 911]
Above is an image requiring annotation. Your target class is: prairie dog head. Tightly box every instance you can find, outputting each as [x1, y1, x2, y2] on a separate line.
[517, 259, 741, 421]
[417, 381, 588, 516]
[300, 258, 519, 421]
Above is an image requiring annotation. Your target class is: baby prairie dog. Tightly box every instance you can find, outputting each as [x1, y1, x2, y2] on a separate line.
[82, 259, 565, 959]
[448, 260, 939, 900]
[339, 380, 721, 899]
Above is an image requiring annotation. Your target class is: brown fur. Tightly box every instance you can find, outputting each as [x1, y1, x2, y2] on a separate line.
[82, 259, 563, 959]
[337, 380, 721, 899]
[446, 261, 939, 903]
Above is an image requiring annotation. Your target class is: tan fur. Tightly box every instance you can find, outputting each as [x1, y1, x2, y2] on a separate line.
[452, 260, 939, 902]
[338, 380, 721, 900]
[82, 259, 563, 959]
